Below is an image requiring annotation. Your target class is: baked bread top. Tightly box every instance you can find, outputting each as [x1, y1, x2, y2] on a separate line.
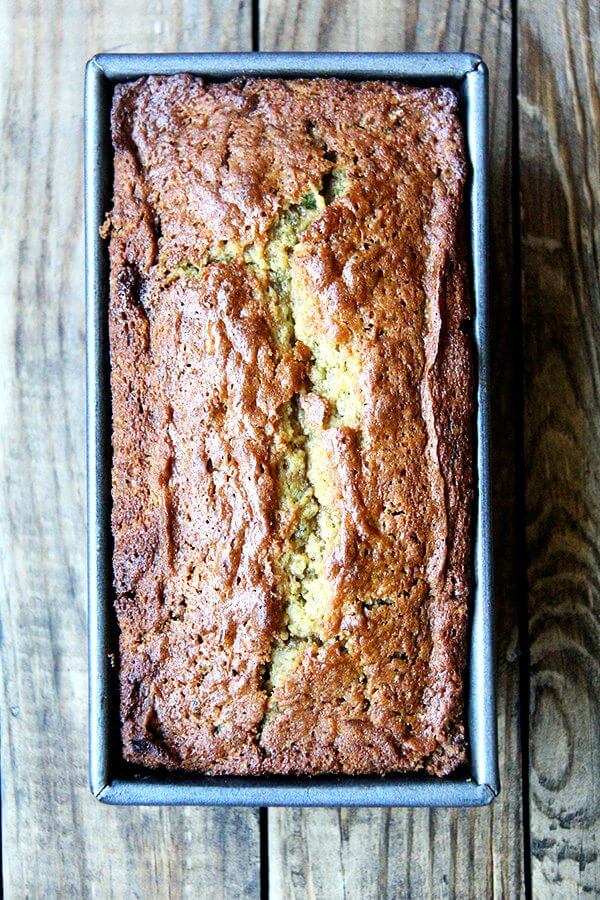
[108, 76, 472, 775]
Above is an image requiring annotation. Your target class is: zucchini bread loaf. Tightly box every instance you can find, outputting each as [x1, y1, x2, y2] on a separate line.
[108, 75, 473, 775]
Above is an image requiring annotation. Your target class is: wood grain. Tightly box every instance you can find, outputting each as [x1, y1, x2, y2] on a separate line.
[518, 0, 600, 895]
[262, 0, 525, 897]
[0, 1, 260, 897]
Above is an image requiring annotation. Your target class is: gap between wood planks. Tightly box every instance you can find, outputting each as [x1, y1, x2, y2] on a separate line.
[510, 0, 532, 896]
[260, 806, 270, 900]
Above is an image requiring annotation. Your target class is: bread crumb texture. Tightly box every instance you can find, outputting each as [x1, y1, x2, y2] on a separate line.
[108, 76, 473, 775]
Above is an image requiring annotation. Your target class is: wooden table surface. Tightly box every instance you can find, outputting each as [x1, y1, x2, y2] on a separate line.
[1, 0, 598, 896]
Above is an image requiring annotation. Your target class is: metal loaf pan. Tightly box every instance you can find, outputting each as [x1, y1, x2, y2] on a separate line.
[85, 52, 497, 807]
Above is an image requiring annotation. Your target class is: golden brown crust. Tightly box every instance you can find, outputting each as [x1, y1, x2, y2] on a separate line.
[108, 76, 473, 776]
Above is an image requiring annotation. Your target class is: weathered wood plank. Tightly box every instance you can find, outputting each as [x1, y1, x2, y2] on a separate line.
[262, 1, 525, 897]
[518, 0, 600, 895]
[0, 1, 260, 897]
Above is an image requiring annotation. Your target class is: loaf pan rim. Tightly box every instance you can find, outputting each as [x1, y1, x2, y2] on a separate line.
[85, 51, 497, 807]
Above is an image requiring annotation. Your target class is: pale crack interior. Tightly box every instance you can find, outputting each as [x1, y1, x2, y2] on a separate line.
[260, 173, 359, 714]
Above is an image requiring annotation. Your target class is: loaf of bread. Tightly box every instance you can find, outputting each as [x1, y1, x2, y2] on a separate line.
[108, 75, 473, 776]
